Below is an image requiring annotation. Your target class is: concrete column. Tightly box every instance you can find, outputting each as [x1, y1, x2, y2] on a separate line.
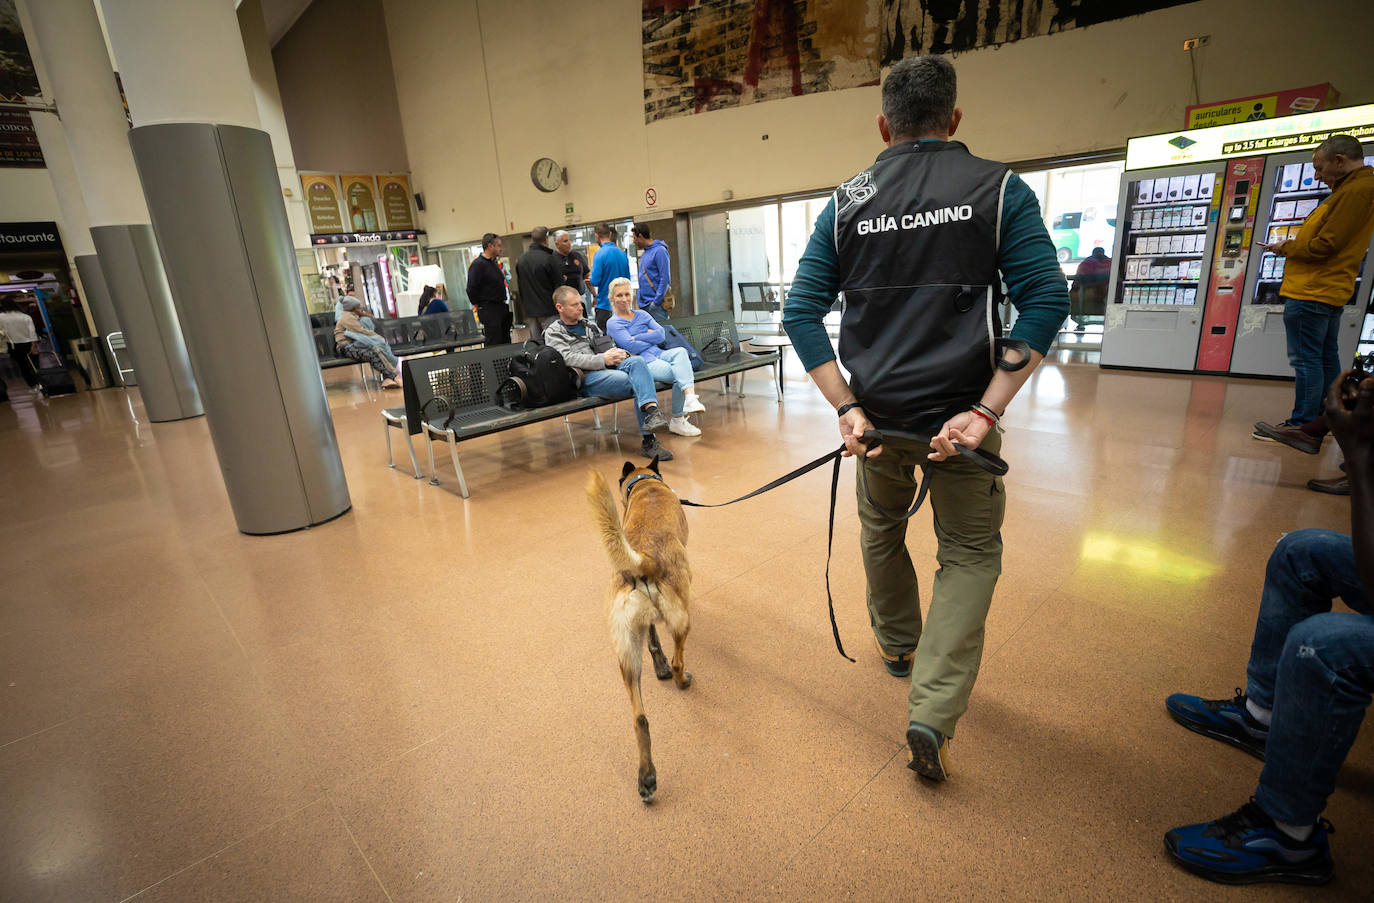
[237, 0, 313, 252]
[100, 0, 350, 535]
[14, 0, 119, 379]
[20, 0, 200, 419]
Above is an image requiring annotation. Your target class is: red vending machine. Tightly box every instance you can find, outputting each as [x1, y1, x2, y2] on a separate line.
[1103, 102, 1374, 375]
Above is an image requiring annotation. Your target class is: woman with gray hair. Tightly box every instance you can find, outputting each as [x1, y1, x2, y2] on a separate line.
[605, 276, 704, 436]
[333, 296, 400, 388]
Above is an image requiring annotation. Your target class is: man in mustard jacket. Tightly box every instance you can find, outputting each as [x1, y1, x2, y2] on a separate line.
[1254, 135, 1374, 455]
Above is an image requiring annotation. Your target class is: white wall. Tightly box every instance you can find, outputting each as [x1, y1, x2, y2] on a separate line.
[377, 0, 1374, 246]
[0, 169, 62, 224]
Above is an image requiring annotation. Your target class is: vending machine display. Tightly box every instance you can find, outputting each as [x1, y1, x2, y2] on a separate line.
[1100, 164, 1223, 370]
[1230, 150, 1374, 377]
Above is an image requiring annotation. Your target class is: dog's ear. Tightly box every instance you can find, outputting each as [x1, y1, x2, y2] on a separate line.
[620, 460, 636, 482]
[648, 456, 661, 474]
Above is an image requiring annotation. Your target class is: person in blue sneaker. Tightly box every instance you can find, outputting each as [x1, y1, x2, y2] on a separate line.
[1163, 371, 1374, 886]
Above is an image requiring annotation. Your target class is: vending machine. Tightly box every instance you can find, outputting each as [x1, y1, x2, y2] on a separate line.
[1102, 101, 1374, 376]
[1099, 163, 1225, 370]
[1229, 147, 1374, 376]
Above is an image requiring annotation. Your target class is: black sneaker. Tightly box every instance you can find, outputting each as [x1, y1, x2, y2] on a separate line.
[641, 434, 673, 461]
[1165, 688, 1267, 760]
[1165, 799, 1334, 885]
[640, 405, 668, 431]
[875, 636, 913, 677]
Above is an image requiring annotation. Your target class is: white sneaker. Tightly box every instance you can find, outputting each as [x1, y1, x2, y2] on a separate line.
[669, 416, 701, 437]
[682, 393, 705, 414]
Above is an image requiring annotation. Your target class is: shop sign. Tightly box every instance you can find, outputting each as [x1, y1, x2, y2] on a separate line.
[1185, 84, 1336, 129]
[1127, 102, 1374, 170]
[378, 173, 415, 230]
[311, 230, 422, 246]
[0, 221, 63, 252]
[300, 174, 345, 234]
[341, 175, 382, 232]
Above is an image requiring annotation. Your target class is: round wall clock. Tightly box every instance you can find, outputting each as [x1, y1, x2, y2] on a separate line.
[531, 158, 563, 192]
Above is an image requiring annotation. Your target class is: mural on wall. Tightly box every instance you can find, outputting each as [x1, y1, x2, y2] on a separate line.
[643, 0, 1199, 123]
[879, 0, 1198, 63]
[642, 0, 881, 124]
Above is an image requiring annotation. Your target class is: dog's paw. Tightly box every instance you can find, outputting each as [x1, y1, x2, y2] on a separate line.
[675, 670, 693, 690]
[638, 768, 657, 803]
[653, 661, 673, 681]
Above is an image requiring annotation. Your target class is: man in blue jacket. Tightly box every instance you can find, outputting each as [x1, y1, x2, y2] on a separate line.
[632, 222, 671, 323]
[783, 54, 1068, 783]
[588, 222, 629, 333]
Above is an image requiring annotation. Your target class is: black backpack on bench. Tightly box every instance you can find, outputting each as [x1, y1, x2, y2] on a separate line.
[497, 341, 579, 409]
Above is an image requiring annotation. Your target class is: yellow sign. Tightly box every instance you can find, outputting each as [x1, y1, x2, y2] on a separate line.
[1127, 102, 1374, 170]
[340, 175, 381, 232]
[377, 174, 414, 230]
[299, 173, 345, 234]
[1187, 97, 1277, 129]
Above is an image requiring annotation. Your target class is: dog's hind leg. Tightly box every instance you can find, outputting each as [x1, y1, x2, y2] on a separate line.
[615, 629, 657, 803]
[646, 625, 673, 681]
[658, 593, 693, 690]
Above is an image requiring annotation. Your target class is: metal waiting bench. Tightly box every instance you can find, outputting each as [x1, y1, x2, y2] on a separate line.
[399, 311, 780, 497]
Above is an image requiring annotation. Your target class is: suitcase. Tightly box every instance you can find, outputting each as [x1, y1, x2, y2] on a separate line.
[35, 351, 77, 398]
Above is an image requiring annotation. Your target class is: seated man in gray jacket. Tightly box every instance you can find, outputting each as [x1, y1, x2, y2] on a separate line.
[544, 285, 673, 461]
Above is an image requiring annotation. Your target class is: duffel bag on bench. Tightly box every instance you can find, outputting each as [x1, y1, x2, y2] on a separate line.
[497, 341, 580, 409]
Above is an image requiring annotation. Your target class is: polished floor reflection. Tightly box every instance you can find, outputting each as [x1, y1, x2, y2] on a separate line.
[0, 354, 1366, 901]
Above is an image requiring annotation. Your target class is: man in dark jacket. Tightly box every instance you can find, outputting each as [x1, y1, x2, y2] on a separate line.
[466, 232, 512, 345]
[553, 230, 589, 297]
[782, 54, 1069, 783]
[516, 226, 560, 340]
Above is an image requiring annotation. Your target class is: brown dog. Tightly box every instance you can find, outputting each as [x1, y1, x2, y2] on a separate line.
[587, 457, 692, 803]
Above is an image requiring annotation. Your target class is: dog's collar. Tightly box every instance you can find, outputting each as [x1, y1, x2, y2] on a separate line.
[622, 472, 664, 498]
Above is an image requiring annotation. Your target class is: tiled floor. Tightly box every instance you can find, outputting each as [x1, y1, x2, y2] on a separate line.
[0, 351, 1367, 901]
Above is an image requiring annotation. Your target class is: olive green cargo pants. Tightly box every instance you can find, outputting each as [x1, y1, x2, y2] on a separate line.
[857, 429, 1005, 738]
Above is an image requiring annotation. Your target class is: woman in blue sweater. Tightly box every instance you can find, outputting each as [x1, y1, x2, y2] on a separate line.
[605, 277, 704, 436]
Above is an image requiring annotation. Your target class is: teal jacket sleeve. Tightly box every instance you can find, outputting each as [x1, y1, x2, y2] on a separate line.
[999, 174, 1071, 355]
[781, 195, 840, 372]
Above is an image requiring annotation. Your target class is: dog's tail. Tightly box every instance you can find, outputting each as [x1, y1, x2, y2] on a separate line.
[587, 470, 646, 575]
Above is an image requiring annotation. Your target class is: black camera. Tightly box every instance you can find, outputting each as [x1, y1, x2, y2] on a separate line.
[1342, 354, 1373, 410]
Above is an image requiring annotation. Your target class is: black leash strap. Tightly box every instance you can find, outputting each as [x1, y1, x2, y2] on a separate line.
[677, 430, 1009, 663]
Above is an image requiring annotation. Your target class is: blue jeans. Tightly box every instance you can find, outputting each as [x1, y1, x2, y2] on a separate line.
[643, 305, 669, 324]
[645, 347, 694, 415]
[1282, 298, 1344, 423]
[1246, 529, 1372, 824]
[581, 355, 657, 429]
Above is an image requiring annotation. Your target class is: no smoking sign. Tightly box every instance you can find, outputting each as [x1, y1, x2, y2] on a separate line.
[645, 187, 658, 207]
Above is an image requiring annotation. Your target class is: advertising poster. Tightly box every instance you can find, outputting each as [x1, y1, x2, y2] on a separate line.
[1186, 84, 1337, 129]
[0, 0, 43, 167]
[377, 174, 414, 230]
[340, 175, 381, 232]
[300, 173, 345, 235]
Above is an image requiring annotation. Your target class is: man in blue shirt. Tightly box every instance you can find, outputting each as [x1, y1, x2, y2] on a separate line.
[588, 222, 630, 333]
[783, 55, 1068, 783]
[632, 222, 671, 323]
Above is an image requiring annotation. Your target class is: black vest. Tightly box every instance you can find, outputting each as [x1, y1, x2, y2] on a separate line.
[833, 141, 1009, 425]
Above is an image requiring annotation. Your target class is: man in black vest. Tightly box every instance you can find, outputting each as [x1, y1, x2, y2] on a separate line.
[784, 55, 1068, 782]
[516, 226, 560, 341]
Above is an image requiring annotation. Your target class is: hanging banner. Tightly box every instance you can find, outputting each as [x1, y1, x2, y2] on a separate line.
[377, 173, 414, 230]
[340, 174, 381, 232]
[1185, 83, 1338, 129]
[300, 173, 346, 235]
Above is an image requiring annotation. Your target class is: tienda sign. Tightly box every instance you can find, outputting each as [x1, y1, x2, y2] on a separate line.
[1185, 83, 1337, 129]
